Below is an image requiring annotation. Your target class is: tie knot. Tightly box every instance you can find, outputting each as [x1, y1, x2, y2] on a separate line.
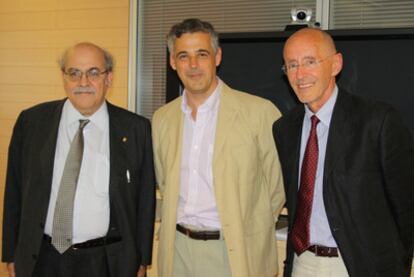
[79, 119, 89, 130]
[310, 115, 320, 129]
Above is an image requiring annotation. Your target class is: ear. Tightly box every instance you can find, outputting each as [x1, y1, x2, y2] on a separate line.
[105, 71, 113, 86]
[215, 47, 222, 67]
[169, 53, 177, 70]
[332, 53, 343, 77]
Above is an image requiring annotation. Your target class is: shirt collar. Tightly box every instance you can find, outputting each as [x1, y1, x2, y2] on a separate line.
[181, 78, 222, 114]
[64, 99, 108, 131]
[304, 85, 338, 127]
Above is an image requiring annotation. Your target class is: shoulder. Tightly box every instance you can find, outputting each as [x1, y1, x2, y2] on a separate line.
[340, 90, 392, 113]
[223, 84, 275, 108]
[20, 99, 65, 118]
[15, 99, 65, 128]
[152, 96, 182, 123]
[107, 101, 151, 129]
[273, 104, 303, 130]
[337, 89, 399, 124]
[222, 83, 281, 118]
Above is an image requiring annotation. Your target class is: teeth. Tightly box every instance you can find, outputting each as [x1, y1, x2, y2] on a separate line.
[298, 83, 312, 88]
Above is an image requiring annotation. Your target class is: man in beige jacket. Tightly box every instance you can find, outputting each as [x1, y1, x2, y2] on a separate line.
[152, 18, 285, 277]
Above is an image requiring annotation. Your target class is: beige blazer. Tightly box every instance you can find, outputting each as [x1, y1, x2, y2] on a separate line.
[153, 83, 285, 277]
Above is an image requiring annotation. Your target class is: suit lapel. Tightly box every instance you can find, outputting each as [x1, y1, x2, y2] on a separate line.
[107, 103, 128, 199]
[166, 100, 184, 207]
[324, 91, 354, 179]
[39, 100, 65, 192]
[285, 107, 305, 221]
[213, 84, 238, 165]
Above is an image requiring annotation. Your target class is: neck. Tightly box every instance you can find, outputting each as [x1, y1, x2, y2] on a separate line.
[185, 81, 218, 120]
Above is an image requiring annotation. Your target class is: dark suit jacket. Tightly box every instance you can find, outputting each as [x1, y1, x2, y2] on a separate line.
[273, 90, 414, 277]
[2, 99, 155, 277]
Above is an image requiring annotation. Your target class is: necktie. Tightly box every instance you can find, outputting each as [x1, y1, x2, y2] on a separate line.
[52, 119, 89, 254]
[291, 115, 320, 255]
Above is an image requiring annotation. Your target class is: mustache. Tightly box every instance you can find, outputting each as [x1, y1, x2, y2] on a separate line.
[71, 86, 96, 94]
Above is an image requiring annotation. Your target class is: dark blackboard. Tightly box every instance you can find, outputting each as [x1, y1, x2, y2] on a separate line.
[166, 28, 414, 133]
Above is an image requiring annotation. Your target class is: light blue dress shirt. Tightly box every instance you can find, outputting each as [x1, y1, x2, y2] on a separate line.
[299, 86, 338, 247]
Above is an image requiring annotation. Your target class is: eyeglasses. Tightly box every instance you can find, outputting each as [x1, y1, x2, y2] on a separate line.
[63, 68, 108, 82]
[282, 53, 337, 74]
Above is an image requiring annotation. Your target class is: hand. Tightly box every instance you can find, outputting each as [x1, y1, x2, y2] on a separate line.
[137, 265, 146, 277]
[6, 263, 15, 277]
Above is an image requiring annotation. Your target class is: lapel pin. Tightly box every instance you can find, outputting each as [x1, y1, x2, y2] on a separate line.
[122, 137, 128, 143]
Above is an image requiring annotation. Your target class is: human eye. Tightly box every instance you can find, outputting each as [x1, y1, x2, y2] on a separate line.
[303, 59, 317, 68]
[177, 53, 188, 60]
[67, 69, 81, 79]
[87, 68, 101, 78]
[67, 68, 82, 77]
[197, 51, 209, 58]
[287, 63, 299, 71]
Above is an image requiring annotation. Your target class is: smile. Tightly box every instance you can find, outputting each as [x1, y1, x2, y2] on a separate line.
[298, 83, 314, 89]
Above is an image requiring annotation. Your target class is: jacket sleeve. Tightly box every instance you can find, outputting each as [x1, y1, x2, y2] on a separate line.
[380, 107, 414, 263]
[2, 112, 25, 262]
[259, 101, 286, 221]
[136, 118, 156, 266]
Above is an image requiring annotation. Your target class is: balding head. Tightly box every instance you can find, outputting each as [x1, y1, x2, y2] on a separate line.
[59, 42, 113, 73]
[284, 28, 337, 60]
[282, 28, 343, 112]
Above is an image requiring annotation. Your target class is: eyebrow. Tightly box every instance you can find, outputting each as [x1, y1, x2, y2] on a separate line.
[286, 55, 316, 63]
[175, 49, 211, 57]
[176, 51, 188, 57]
[66, 66, 100, 71]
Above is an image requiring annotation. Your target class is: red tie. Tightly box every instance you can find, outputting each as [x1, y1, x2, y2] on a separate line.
[291, 115, 320, 255]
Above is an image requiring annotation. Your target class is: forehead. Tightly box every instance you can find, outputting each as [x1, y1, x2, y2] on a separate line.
[284, 43, 319, 61]
[65, 45, 106, 69]
[284, 33, 329, 61]
[174, 32, 213, 51]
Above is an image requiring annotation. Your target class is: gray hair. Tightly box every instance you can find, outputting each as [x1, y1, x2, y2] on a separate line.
[58, 42, 114, 72]
[167, 18, 220, 54]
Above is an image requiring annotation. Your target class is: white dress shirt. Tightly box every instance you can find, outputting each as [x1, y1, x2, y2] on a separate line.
[299, 86, 338, 247]
[177, 79, 222, 230]
[44, 99, 110, 243]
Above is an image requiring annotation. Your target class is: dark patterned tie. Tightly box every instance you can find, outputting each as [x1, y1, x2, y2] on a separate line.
[52, 119, 89, 254]
[291, 115, 320, 255]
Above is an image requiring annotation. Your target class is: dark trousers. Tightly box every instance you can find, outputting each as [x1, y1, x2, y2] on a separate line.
[32, 237, 110, 277]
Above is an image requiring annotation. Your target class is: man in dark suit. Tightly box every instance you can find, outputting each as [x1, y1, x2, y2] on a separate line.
[273, 28, 414, 276]
[2, 42, 155, 277]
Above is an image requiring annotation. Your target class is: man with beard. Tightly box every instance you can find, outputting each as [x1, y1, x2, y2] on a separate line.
[2, 42, 155, 277]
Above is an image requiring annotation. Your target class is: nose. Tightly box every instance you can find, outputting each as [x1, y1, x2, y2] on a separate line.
[79, 72, 90, 86]
[295, 64, 307, 79]
[189, 56, 198, 69]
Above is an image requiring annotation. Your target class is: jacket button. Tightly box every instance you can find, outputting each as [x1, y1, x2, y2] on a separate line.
[39, 222, 44, 229]
[32, 254, 38, 260]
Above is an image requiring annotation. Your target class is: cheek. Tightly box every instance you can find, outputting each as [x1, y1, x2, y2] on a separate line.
[64, 82, 76, 93]
[287, 75, 296, 86]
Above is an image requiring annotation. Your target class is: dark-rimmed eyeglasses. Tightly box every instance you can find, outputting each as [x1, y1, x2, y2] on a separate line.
[63, 68, 108, 82]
